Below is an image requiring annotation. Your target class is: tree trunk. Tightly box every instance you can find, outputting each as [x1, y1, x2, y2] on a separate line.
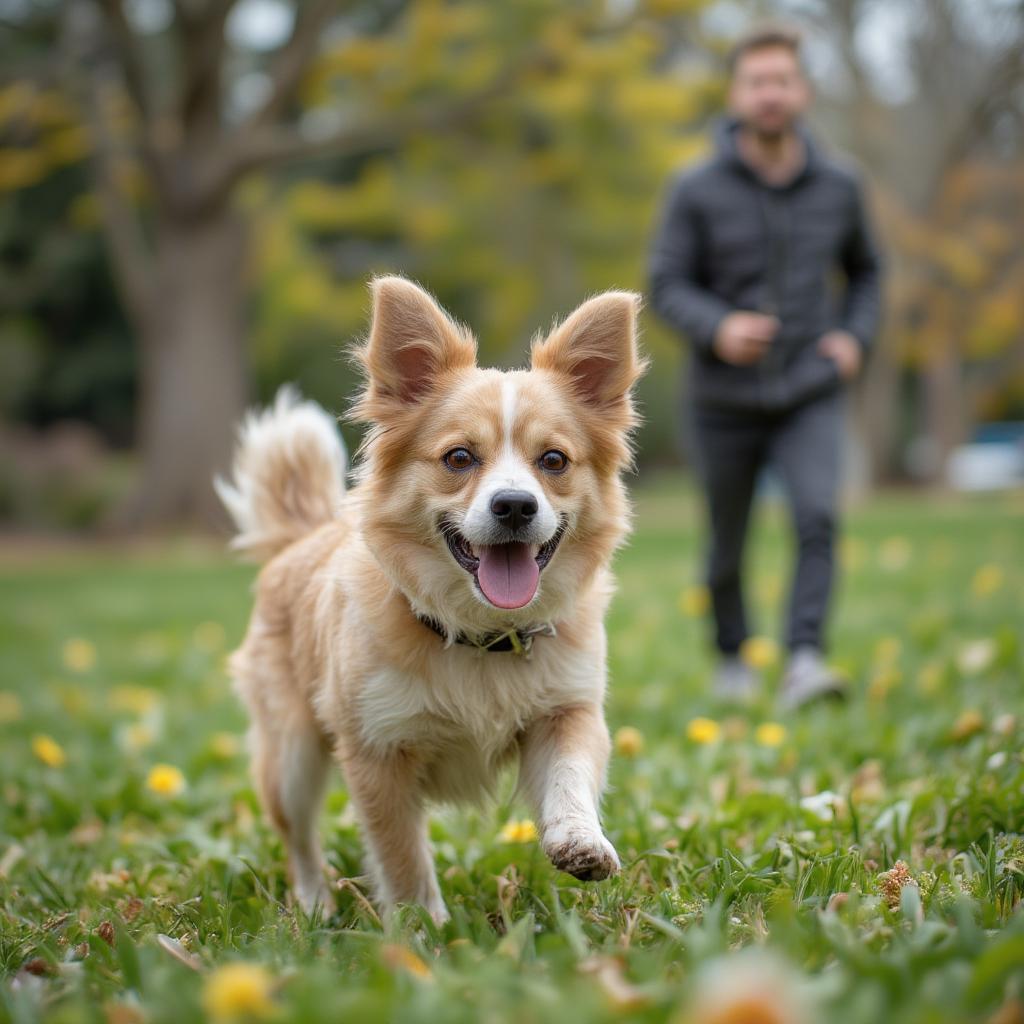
[857, 334, 903, 483]
[122, 207, 249, 529]
[922, 336, 966, 486]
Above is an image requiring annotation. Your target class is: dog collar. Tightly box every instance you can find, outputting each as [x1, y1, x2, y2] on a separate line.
[416, 614, 557, 656]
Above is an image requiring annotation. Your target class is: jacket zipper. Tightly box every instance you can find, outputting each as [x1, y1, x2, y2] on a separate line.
[755, 186, 789, 409]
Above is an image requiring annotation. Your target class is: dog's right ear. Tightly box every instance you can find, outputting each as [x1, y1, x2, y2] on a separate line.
[353, 276, 477, 420]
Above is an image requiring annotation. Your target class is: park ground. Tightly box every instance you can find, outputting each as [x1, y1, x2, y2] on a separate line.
[1, 476, 1022, 1024]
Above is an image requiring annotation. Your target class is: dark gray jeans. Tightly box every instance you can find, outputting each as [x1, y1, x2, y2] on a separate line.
[689, 388, 845, 655]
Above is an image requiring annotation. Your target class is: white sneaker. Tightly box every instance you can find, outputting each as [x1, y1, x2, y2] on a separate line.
[780, 646, 847, 710]
[712, 655, 758, 702]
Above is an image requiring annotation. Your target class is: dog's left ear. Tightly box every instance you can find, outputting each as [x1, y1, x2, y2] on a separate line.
[531, 291, 645, 408]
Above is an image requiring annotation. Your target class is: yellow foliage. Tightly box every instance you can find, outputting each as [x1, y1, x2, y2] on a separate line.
[965, 289, 1022, 360]
[288, 167, 397, 233]
[45, 126, 89, 165]
[407, 203, 452, 243]
[613, 80, 691, 121]
[0, 148, 49, 191]
[934, 237, 987, 289]
[69, 193, 102, 229]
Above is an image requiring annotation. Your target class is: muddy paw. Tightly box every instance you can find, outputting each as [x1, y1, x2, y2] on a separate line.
[545, 830, 620, 881]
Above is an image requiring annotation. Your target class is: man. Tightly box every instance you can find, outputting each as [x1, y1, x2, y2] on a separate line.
[649, 26, 882, 708]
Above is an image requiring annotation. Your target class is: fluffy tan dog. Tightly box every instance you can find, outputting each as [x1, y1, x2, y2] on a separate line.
[218, 276, 646, 923]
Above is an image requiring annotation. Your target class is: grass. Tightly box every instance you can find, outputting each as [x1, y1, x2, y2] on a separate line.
[1, 476, 1022, 1024]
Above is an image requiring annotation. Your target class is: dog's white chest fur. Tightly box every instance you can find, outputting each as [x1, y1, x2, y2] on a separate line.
[355, 645, 602, 796]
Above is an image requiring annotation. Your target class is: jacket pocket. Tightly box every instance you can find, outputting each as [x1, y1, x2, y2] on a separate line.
[782, 348, 843, 407]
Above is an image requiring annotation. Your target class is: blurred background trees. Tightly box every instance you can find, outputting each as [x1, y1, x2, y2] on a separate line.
[1, 0, 1022, 530]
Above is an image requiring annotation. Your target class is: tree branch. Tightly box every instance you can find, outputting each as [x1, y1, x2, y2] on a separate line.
[173, 0, 237, 136]
[244, 0, 343, 130]
[95, 0, 152, 118]
[202, 47, 551, 206]
[81, 69, 156, 327]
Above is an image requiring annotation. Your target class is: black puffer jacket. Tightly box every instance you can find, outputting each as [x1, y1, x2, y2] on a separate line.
[649, 118, 883, 411]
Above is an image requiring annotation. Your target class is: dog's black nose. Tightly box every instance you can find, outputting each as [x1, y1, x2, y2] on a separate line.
[490, 490, 538, 532]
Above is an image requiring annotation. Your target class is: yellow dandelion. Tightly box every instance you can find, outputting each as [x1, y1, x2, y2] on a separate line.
[755, 722, 788, 748]
[62, 637, 96, 673]
[950, 709, 985, 742]
[146, 763, 186, 797]
[193, 620, 226, 652]
[868, 666, 902, 702]
[0, 691, 23, 723]
[498, 819, 539, 843]
[614, 725, 645, 757]
[879, 536, 912, 572]
[873, 636, 902, 666]
[380, 944, 433, 981]
[686, 717, 721, 745]
[678, 585, 710, 618]
[916, 662, 945, 694]
[201, 963, 275, 1022]
[107, 685, 161, 715]
[32, 733, 66, 767]
[209, 732, 241, 759]
[970, 564, 1003, 598]
[740, 636, 780, 670]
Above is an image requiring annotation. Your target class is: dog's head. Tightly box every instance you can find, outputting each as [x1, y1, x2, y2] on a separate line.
[351, 276, 646, 634]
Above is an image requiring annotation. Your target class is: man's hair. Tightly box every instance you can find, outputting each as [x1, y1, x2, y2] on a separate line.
[727, 25, 803, 76]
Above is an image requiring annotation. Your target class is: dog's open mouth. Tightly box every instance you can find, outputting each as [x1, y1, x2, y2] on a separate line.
[442, 518, 566, 609]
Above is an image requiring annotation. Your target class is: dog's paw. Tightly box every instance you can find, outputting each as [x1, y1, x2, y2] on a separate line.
[544, 827, 620, 882]
[294, 879, 336, 917]
[427, 899, 451, 928]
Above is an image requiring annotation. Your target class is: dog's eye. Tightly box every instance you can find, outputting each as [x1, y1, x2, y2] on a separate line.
[539, 450, 569, 473]
[443, 447, 476, 471]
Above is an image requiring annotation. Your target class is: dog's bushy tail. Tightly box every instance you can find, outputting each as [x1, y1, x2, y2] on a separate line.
[215, 386, 347, 562]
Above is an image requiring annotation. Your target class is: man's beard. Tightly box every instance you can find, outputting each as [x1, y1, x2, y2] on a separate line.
[746, 113, 795, 142]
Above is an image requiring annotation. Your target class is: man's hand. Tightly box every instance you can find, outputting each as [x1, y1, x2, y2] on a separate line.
[713, 311, 779, 365]
[817, 329, 862, 380]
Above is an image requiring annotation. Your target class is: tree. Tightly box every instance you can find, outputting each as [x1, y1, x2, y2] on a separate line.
[1, 0, 720, 526]
[59, 0, 558, 527]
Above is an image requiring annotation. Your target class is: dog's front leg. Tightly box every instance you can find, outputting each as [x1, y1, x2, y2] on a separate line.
[519, 703, 620, 881]
[343, 750, 448, 925]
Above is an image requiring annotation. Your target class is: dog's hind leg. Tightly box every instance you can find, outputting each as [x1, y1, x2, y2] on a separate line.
[249, 709, 334, 915]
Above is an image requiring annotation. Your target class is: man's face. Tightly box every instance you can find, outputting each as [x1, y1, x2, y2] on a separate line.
[728, 46, 809, 139]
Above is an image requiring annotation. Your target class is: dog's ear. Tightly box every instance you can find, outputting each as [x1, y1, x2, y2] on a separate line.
[531, 291, 646, 408]
[354, 276, 476, 417]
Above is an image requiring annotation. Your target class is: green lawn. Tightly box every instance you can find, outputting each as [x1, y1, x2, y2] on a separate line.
[1, 478, 1022, 1024]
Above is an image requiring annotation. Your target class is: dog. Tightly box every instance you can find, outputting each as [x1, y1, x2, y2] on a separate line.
[217, 276, 646, 923]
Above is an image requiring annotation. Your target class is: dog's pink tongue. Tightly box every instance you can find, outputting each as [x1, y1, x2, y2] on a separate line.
[476, 543, 539, 609]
